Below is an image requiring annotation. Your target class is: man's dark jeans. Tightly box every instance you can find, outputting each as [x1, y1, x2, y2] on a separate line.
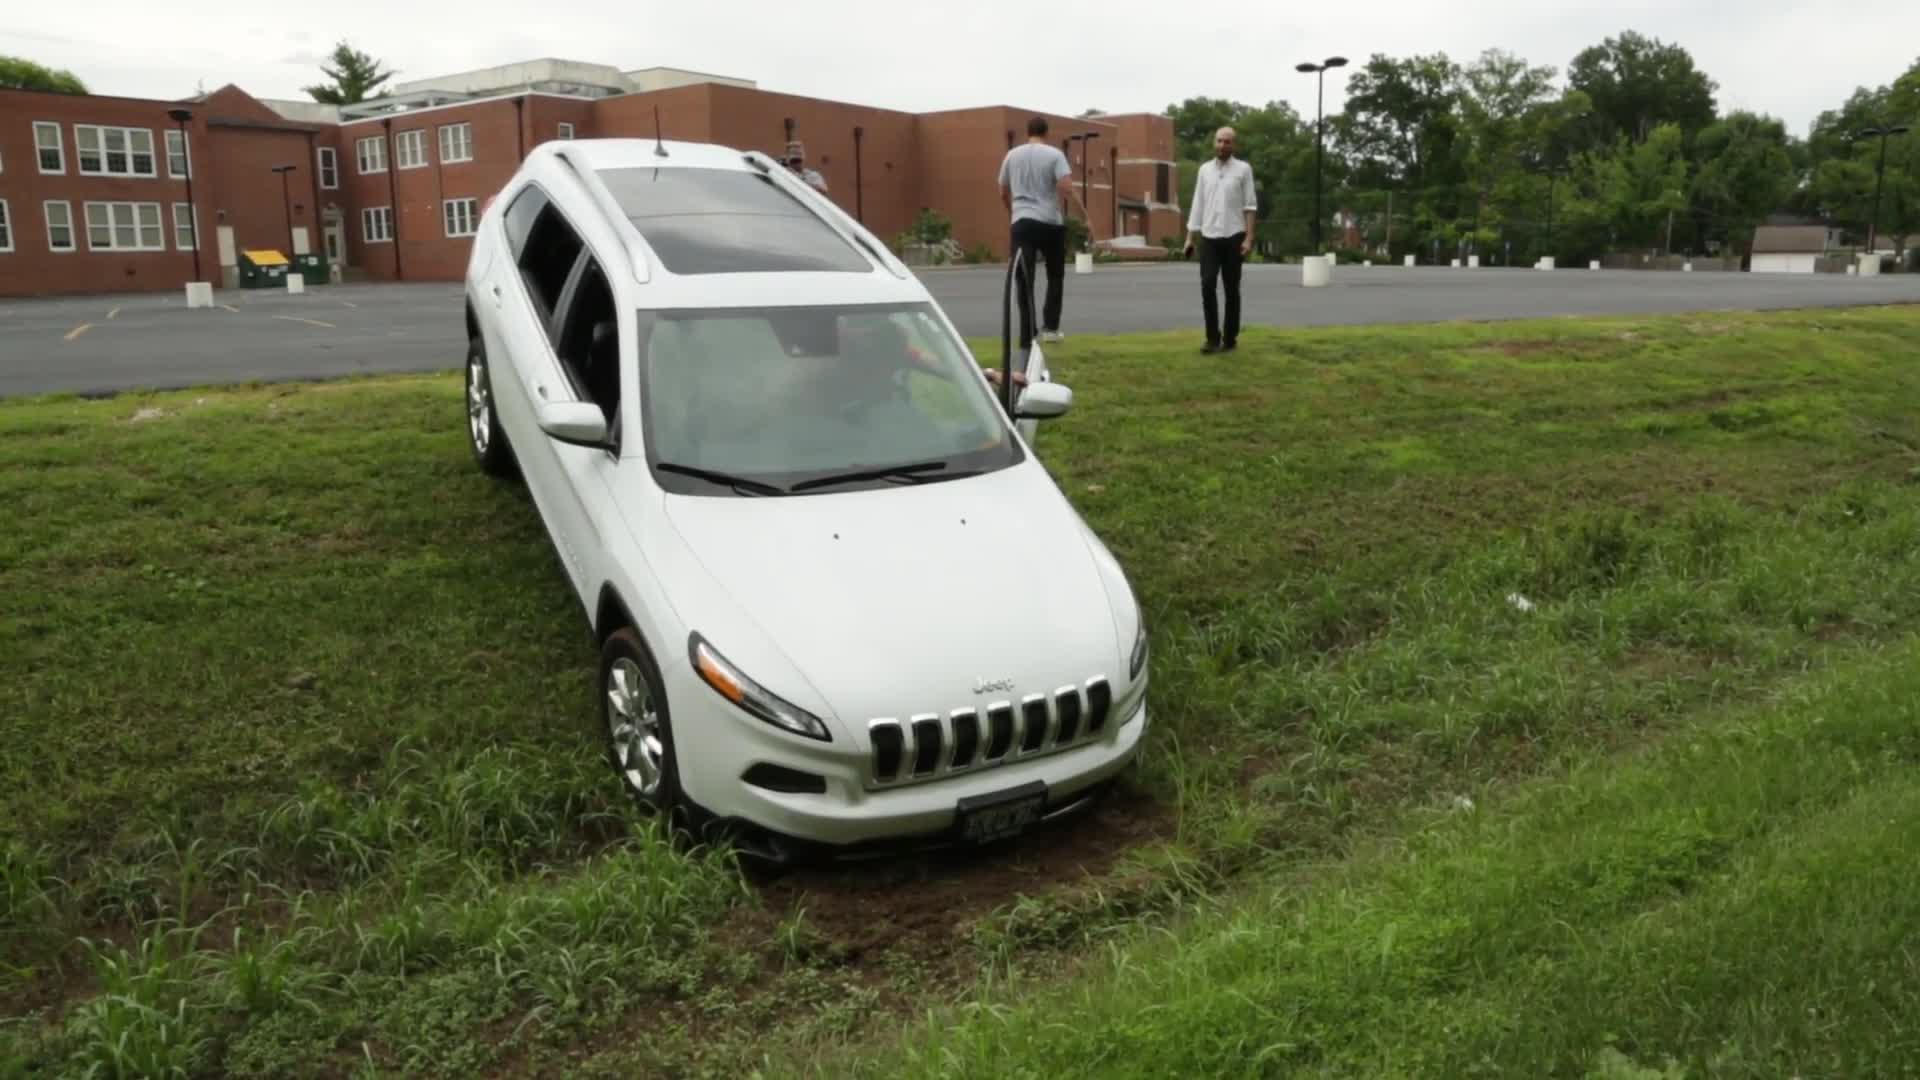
[1011, 218, 1067, 347]
[1199, 232, 1246, 347]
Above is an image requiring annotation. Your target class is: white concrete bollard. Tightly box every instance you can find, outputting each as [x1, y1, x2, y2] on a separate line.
[286, 274, 306, 294]
[1302, 256, 1332, 288]
[1450, 258, 1461, 268]
[1683, 263, 1693, 272]
[1362, 260, 1371, 267]
[1325, 252, 1337, 267]
[1404, 254, 1416, 267]
[1468, 254, 1480, 268]
[1074, 252, 1093, 275]
[1858, 253, 1882, 277]
[1589, 260, 1601, 270]
[1847, 264, 1859, 276]
[1540, 256, 1556, 271]
[183, 282, 214, 308]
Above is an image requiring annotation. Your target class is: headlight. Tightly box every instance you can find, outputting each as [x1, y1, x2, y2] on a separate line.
[1130, 620, 1149, 681]
[689, 633, 832, 742]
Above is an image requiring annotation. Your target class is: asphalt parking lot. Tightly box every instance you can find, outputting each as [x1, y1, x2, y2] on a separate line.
[3, 264, 1918, 399]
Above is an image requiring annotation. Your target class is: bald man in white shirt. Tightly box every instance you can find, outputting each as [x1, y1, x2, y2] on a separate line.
[1182, 126, 1258, 353]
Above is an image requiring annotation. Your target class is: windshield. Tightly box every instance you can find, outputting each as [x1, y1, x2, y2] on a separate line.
[639, 302, 1026, 496]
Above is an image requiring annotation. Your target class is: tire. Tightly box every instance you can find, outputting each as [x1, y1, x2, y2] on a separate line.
[465, 337, 515, 477]
[598, 627, 686, 823]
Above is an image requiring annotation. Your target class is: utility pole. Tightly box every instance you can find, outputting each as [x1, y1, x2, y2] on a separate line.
[1385, 189, 1393, 257]
[1295, 55, 1349, 253]
[1857, 123, 1911, 256]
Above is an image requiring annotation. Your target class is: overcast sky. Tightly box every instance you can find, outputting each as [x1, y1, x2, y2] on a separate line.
[12, 0, 1917, 137]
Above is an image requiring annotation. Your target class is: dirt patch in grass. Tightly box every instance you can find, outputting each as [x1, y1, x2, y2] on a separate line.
[747, 787, 1175, 968]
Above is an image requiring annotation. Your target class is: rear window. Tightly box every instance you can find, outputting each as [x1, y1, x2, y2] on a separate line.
[595, 166, 872, 275]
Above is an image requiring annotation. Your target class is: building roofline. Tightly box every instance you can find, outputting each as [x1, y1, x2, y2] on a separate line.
[334, 89, 599, 128]
[208, 116, 324, 134]
[0, 86, 202, 108]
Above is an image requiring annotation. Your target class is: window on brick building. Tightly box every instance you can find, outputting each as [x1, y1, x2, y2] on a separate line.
[443, 197, 478, 238]
[439, 122, 473, 163]
[1155, 163, 1171, 204]
[75, 126, 156, 177]
[44, 201, 74, 252]
[82, 202, 164, 251]
[35, 122, 65, 173]
[356, 135, 386, 174]
[165, 130, 190, 178]
[363, 206, 393, 243]
[318, 147, 338, 189]
[172, 203, 198, 250]
[396, 129, 427, 169]
[0, 201, 12, 253]
[558, 122, 575, 140]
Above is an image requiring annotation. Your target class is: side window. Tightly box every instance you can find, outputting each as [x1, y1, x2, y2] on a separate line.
[555, 258, 620, 425]
[515, 200, 583, 325]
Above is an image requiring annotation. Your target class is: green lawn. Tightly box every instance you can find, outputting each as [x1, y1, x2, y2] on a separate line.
[4, 305, 1918, 1077]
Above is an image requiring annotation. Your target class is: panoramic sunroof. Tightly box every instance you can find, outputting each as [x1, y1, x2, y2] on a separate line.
[595, 166, 873, 275]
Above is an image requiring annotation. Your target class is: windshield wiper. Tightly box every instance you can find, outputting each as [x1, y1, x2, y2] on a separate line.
[655, 462, 788, 497]
[789, 459, 977, 493]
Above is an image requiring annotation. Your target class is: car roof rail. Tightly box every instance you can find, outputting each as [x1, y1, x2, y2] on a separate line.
[551, 145, 657, 285]
[742, 149, 912, 281]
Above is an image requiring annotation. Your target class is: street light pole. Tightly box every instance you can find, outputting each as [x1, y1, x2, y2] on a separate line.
[852, 125, 864, 224]
[272, 164, 298, 257]
[1081, 132, 1100, 241]
[166, 108, 201, 283]
[1857, 124, 1911, 257]
[1295, 55, 1348, 254]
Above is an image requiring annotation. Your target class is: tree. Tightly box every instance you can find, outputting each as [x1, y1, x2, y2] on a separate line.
[1567, 31, 1717, 147]
[1456, 49, 1561, 241]
[0, 55, 87, 94]
[1334, 53, 1463, 190]
[303, 41, 395, 105]
[1595, 123, 1693, 250]
[1165, 97, 1249, 161]
[1690, 112, 1796, 253]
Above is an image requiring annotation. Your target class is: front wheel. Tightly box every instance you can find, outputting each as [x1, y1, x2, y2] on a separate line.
[465, 338, 514, 477]
[599, 628, 685, 821]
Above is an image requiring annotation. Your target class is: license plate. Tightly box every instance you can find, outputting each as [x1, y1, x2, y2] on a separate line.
[955, 781, 1047, 845]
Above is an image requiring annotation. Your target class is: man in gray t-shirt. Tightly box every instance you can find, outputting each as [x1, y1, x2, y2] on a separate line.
[997, 115, 1087, 347]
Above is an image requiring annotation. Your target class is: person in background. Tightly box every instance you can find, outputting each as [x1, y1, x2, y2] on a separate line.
[998, 116, 1087, 348]
[785, 141, 829, 194]
[1183, 126, 1258, 353]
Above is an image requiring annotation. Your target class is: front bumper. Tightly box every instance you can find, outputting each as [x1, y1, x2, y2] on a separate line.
[669, 663, 1149, 857]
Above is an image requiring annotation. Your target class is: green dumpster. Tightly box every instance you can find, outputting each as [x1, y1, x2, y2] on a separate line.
[237, 249, 290, 289]
[292, 253, 327, 286]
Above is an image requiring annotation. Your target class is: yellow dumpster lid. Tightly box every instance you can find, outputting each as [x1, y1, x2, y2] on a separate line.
[244, 249, 289, 266]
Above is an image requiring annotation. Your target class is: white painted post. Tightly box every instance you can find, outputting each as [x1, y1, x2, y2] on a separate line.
[183, 282, 214, 308]
[1589, 260, 1601, 270]
[1858, 252, 1882, 277]
[1404, 254, 1416, 267]
[1302, 257, 1332, 287]
[286, 274, 306, 294]
[1450, 258, 1461, 268]
[1683, 262, 1694, 272]
[1468, 254, 1480, 268]
[1074, 252, 1093, 275]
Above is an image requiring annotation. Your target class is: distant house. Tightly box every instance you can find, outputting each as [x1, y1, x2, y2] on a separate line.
[1750, 225, 1828, 274]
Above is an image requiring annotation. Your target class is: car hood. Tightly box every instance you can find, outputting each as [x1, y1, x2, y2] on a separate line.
[657, 462, 1121, 733]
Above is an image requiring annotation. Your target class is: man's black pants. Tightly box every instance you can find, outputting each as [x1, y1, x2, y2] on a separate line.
[1011, 218, 1066, 347]
[1199, 232, 1246, 347]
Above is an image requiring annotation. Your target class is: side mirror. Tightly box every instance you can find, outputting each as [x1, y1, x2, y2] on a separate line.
[1014, 381, 1073, 420]
[537, 401, 612, 449]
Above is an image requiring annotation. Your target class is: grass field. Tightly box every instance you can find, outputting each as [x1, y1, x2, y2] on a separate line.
[4, 304, 1919, 1077]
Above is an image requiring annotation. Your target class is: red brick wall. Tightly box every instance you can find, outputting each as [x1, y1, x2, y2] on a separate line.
[204, 124, 323, 264]
[701, 85, 920, 246]
[917, 108, 1118, 259]
[0, 89, 210, 296]
[333, 97, 529, 282]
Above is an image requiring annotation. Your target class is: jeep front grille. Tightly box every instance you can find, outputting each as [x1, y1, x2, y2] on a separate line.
[867, 675, 1114, 787]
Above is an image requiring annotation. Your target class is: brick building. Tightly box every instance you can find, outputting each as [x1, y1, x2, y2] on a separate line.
[0, 60, 1181, 298]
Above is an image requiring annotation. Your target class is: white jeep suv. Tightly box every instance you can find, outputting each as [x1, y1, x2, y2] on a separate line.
[461, 137, 1148, 862]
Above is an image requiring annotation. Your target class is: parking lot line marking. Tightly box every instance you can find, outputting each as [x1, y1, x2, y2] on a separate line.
[107, 306, 121, 320]
[65, 324, 93, 341]
[342, 301, 358, 309]
[220, 304, 239, 313]
[274, 315, 336, 329]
